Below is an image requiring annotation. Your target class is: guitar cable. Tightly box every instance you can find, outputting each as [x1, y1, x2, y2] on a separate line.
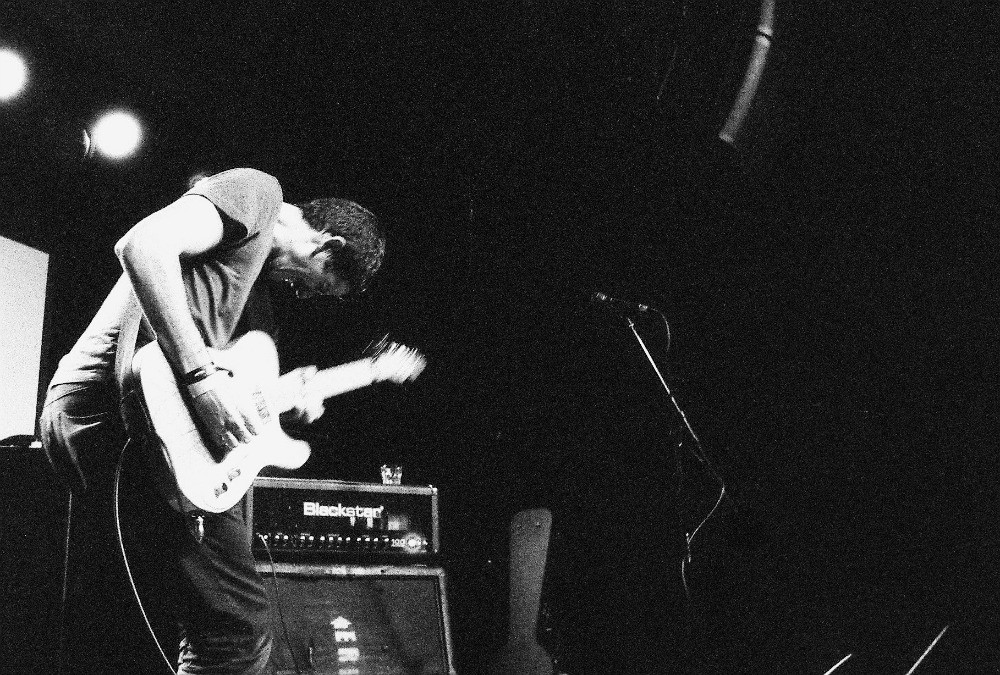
[115, 443, 302, 675]
[258, 533, 304, 675]
[113, 439, 178, 675]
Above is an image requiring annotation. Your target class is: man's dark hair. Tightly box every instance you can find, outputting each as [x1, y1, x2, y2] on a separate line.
[297, 197, 386, 295]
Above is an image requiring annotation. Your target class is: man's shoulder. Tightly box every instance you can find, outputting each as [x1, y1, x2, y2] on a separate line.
[185, 168, 283, 232]
[190, 168, 281, 199]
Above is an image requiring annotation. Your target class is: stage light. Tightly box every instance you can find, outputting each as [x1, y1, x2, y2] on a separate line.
[0, 48, 28, 102]
[90, 109, 143, 160]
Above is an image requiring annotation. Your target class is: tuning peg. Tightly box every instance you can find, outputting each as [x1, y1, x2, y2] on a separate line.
[363, 333, 392, 357]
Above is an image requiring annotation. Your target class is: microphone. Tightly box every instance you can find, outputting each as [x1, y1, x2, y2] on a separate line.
[589, 291, 651, 314]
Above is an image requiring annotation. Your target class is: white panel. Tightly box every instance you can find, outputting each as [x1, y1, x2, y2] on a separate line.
[0, 235, 48, 439]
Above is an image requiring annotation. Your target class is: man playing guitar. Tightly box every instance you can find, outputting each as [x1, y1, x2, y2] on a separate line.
[39, 168, 416, 674]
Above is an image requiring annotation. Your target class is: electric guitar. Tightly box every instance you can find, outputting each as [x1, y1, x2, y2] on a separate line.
[127, 330, 426, 514]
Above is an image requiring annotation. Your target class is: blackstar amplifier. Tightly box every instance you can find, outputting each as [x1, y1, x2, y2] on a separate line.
[248, 477, 439, 562]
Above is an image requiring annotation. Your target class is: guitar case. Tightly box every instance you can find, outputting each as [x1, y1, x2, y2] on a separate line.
[488, 508, 556, 675]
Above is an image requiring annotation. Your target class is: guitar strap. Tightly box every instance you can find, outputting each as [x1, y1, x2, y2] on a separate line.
[110, 289, 181, 515]
[112, 289, 207, 516]
[114, 289, 150, 440]
[114, 290, 142, 386]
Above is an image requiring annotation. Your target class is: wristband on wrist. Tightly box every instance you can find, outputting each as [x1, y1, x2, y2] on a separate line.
[180, 363, 221, 386]
[183, 364, 234, 398]
[181, 363, 234, 384]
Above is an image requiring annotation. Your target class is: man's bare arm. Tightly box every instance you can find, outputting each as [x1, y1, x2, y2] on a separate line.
[116, 195, 258, 447]
[115, 195, 224, 374]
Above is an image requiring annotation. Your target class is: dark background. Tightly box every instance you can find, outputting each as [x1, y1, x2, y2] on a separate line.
[1, 1, 997, 672]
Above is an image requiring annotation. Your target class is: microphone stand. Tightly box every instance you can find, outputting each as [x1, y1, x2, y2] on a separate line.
[620, 312, 725, 600]
[623, 314, 699, 455]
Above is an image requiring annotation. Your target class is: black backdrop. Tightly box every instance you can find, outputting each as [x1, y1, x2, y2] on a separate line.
[2, 1, 997, 672]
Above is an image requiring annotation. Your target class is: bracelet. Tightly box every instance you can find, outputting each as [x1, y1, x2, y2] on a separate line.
[180, 363, 221, 386]
[184, 365, 234, 398]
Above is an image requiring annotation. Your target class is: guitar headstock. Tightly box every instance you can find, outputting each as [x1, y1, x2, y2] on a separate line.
[367, 337, 427, 384]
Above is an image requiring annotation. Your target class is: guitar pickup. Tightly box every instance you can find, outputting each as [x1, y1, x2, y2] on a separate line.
[252, 391, 271, 422]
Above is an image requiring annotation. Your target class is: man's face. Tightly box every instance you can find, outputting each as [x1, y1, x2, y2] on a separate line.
[290, 267, 351, 299]
[270, 204, 354, 299]
[270, 233, 352, 299]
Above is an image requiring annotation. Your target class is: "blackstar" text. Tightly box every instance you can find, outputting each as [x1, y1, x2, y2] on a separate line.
[303, 502, 385, 520]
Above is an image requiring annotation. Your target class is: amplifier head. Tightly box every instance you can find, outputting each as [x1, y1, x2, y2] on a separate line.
[249, 477, 439, 563]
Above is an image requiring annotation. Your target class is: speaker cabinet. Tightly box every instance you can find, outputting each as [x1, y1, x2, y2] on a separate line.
[257, 562, 456, 675]
[0, 445, 69, 675]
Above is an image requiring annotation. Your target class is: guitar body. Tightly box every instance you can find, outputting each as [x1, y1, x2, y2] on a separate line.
[131, 331, 311, 514]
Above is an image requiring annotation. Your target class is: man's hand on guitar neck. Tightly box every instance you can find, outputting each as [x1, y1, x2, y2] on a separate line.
[185, 366, 261, 451]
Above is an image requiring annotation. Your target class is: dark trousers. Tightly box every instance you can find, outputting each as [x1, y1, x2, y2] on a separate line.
[40, 382, 272, 674]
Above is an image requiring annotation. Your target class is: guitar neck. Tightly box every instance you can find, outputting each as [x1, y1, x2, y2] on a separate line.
[274, 358, 376, 413]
